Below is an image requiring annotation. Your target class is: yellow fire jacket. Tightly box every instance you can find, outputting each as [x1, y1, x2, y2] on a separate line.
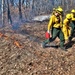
[71, 13, 75, 21]
[48, 15, 62, 31]
[62, 18, 71, 40]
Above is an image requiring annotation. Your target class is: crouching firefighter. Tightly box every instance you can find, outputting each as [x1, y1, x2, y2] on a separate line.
[41, 7, 66, 50]
[69, 9, 75, 41]
[62, 14, 72, 42]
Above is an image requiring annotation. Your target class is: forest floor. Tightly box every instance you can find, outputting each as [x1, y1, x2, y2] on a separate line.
[0, 21, 75, 75]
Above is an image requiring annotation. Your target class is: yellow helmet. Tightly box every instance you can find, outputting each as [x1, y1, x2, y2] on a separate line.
[71, 9, 75, 13]
[66, 14, 72, 19]
[57, 7, 63, 12]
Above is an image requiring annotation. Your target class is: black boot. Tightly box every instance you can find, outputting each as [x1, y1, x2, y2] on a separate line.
[41, 42, 46, 48]
[60, 47, 67, 51]
[41, 39, 50, 48]
[69, 37, 72, 42]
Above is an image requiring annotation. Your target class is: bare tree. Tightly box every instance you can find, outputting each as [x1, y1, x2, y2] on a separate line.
[10, 0, 14, 6]
[32, 0, 35, 10]
[25, 0, 30, 8]
[2, 0, 4, 26]
[65, 0, 69, 11]
[22, 0, 25, 5]
[7, 0, 12, 24]
[1, 0, 5, 27]
[19, 0, 22, 19]
[1, 0, 75, 25]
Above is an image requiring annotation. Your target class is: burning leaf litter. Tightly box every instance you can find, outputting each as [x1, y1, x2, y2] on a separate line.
[0, 32, 23, 48]
[0, 22, 75, 75]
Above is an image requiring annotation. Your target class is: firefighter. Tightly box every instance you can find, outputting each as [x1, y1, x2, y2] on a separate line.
[41, 7, 66, 50]
[52, 8, 56, 15]
[62, 14, 72, 41]
[69, 9, 75, 41]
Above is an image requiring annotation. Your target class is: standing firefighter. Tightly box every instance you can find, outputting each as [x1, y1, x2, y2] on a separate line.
[69, 9, 75, 41]
[62, 14, 72, 41]
[41, 7, 66, 50]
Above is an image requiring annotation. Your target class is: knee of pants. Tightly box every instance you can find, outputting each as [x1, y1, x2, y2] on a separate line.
[49, 37, 56, 42]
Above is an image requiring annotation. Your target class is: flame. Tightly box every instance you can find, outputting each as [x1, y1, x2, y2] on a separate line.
[0, 32, 23, 48]
[0, 32, 9, 40]
[14, 40, 22, 48]
[0, 32, 3, 37]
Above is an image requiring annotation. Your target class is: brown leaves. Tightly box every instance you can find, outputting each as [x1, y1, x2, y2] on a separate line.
[0, 32, 23, 48]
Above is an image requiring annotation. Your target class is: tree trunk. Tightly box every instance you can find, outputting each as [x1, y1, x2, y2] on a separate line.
[7, 0, 12, 24]
[19, 0, 22, 19]
[26, 0, 27, 8]
[10, 0, 14, 6]
[22, 0, 25, 5]
[25, 0, 30, 8]
[1, 0, 7, 27]
[32, 0, 34, 10]
[65, 0, 69, 11]
[2, 0, 4, 25]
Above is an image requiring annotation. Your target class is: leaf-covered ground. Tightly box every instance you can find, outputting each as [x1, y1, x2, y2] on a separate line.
[0, 22, 75, 75]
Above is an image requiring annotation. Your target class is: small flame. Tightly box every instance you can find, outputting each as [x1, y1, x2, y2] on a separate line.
[0, 32, 3, 37]
[0, 32, 9, 40]
[14, 40, 22, 48]
[0, 32, 23, 48]
[4, 36, 9, 40]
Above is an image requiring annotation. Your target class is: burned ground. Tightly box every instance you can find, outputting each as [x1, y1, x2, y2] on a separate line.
[0, 22, 75, 75]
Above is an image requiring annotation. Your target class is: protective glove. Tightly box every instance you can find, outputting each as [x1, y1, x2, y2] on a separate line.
[47, 30, 50, 34]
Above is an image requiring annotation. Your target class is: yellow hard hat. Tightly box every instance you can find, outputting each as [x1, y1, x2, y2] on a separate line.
[66, 14, 72, 19]
[57, 7, 63, 12]
[71, 9, 75, 13]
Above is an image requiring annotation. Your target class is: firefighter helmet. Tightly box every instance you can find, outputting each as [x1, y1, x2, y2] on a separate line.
[66, 14, 72, 19]
[71, 9, 75, 13]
